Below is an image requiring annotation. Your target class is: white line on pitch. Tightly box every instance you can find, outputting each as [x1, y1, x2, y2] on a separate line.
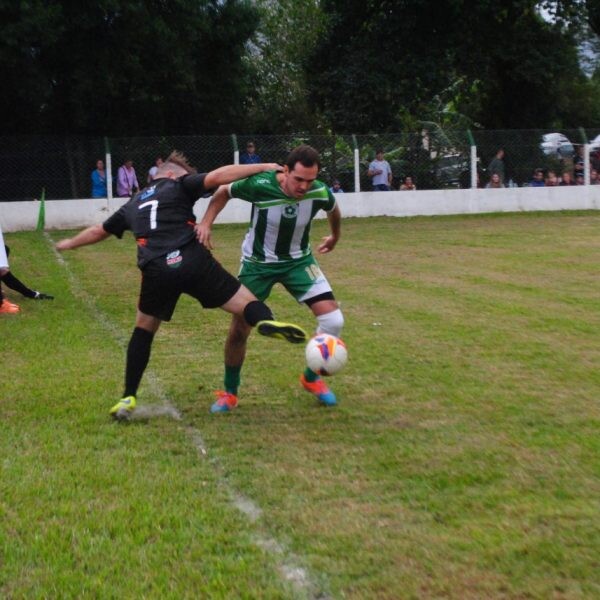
[44, 232, 328, 600]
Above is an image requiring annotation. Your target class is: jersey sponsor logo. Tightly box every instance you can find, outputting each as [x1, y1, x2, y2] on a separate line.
[255, 178, 270, 185]
[139, 186, 156, 201]
[166, 250, 183, 268]
[283, 203, 298, 218]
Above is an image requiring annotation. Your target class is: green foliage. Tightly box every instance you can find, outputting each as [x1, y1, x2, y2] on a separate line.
[1, 0, 598, 134]
[309, 0, 600, 131]
[243, 0, 327, 133]
[0, 0, 260, 135]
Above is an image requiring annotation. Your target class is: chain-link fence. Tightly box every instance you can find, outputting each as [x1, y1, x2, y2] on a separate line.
[471, 128, 600, 187]
[1, 129, 599, 201]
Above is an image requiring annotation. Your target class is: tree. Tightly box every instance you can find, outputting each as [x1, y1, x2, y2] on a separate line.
[308, 0, 600, 132]
[0, 0, 261, 135]
[308, 0, 456, 132]
[242, 0, 326, 132]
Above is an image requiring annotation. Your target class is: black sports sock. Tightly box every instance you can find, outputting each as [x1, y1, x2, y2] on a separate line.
[243, 300, 273, 327]
[123, 327, 155, 397]
[1, 272, 36, 298]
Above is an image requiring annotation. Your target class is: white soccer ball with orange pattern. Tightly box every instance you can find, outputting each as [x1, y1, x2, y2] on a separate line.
[305, 334, 348, 376]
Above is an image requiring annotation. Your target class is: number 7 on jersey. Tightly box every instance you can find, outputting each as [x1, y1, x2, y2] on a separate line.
[139, 199, 158, 230]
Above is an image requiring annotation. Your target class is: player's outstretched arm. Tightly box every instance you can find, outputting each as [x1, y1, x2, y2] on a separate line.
[317, 204, 342, 254]
[204, 162, 281, 189]
[196, 186, 231, 249]
[56, 224, 111, 251]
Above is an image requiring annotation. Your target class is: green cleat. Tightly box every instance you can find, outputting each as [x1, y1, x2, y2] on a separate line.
[256, 320, 307, 344]
[109, 396, 136, 421]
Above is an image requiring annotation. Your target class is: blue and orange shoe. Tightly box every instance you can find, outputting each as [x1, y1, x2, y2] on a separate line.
[211, 390, 238, 413]
[109, 396, 136, 420]
[300, 374, 337, 406]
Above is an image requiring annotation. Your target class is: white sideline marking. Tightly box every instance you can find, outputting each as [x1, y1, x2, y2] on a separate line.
[45, 233, 327, 599]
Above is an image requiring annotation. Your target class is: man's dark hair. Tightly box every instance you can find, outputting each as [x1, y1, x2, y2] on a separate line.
[285, 144, 321, 171]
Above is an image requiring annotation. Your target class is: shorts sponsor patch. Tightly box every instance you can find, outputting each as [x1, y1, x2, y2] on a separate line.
[166, 250, 183, 268]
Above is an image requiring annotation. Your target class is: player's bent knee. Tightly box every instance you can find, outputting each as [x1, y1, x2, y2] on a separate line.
[243, 300, 273, 327]
[316, 308, 344, 338]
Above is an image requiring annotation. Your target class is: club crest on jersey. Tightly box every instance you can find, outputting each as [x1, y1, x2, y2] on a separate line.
[166, 250, 183, 268]
[283, 203, 298, 218]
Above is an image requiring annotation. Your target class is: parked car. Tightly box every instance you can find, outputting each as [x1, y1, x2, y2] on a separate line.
[434, 153, 469, 187]
[540, 133, 574, 158]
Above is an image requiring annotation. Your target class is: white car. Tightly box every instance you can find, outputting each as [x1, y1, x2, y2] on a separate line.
[540, 133, 574, 157]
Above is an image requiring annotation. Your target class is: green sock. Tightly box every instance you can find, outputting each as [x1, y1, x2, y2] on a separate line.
[303, 367, 319, 382]
[224, 365, 242, 395]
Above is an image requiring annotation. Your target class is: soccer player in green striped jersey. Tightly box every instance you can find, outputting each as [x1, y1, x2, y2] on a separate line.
[197, 145, 344, 412]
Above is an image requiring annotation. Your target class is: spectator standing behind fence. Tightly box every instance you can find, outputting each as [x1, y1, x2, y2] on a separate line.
[487, 148, 505, 184]
[529, 168, 545, 187]
[591, 169, 599, 184]
[368, 149, 393, 191]
[147, 157, 164, 183]
[240, 141, 261, 164]
[329, 179, 344, 194]
[545, 170, 559, 186]
[399, 176, 417, 190]
[117, 159, 139, 197]
[485, 173, 504, 188]
[91, 159, 107, 198]
[560, 171, 575, 186]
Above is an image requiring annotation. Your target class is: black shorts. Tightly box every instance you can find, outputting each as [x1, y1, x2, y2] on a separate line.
[138, 241, 241, 321]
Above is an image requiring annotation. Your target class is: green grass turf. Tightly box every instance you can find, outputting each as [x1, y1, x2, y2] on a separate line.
[1, 212, 599, 598]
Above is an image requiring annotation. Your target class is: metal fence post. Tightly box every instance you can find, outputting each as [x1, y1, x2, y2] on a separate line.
[584, 143, 591, 186]
[352, 135, 360, 192]
[105, 137, 113, 204]
[232, 134, 239, 165]
[467, 130, 477, 189]
[580, 127, 590, 186]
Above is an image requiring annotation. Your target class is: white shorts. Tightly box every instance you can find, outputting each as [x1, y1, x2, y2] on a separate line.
[0, 226, 8, 269]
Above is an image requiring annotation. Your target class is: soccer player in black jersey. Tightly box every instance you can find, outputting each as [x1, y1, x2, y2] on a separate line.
[56, 151, 307, 420]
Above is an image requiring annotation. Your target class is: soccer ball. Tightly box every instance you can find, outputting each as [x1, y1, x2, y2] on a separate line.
[305, 334, 348, 376]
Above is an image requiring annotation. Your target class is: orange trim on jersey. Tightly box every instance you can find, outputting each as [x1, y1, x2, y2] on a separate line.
[136, 237, 148, 247]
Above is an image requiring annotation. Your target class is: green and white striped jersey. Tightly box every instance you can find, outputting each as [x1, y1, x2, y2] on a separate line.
[229, 170, 336, 263]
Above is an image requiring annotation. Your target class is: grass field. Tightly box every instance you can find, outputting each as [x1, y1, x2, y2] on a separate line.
[1, 212, 600, 599]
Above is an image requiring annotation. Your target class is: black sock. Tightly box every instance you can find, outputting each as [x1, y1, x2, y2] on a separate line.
[123, 327, 155, 397]
[1, 272, 36, 298]
[243, 300, 273, 327]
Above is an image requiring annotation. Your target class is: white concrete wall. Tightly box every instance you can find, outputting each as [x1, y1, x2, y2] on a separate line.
[1, 186, 599, 232]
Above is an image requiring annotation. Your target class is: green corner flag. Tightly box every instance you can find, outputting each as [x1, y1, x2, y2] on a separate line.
[36, 188, 46, 231]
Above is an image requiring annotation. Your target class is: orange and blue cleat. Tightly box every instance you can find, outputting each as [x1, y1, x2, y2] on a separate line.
[300, 374, 337, 406]
[211, 390, 238, 413]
